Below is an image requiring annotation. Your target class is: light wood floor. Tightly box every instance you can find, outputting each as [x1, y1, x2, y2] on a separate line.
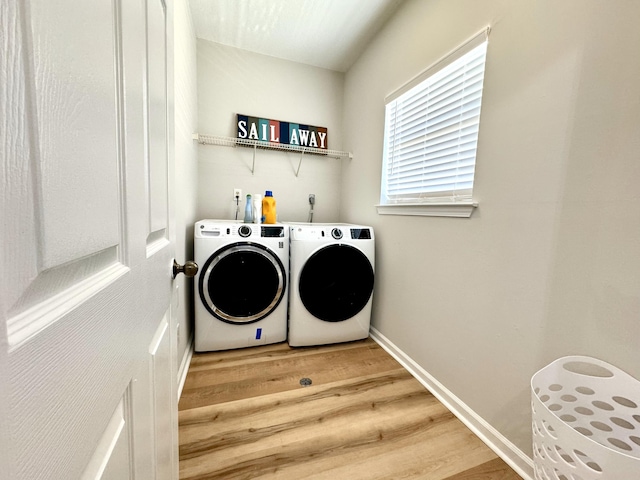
[178, 337, 522, 479]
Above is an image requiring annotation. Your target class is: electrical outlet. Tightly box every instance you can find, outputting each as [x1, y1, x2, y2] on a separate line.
[233, 188, 242, 200]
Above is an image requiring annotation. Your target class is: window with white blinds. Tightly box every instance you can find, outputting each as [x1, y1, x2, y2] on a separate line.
[379, 29, 489, 211]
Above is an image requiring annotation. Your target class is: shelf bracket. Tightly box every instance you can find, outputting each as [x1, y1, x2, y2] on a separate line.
[251, 144, 256, 174]
[295, 149, 306, 177]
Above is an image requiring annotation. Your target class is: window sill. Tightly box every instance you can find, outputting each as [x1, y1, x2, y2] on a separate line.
[376, 202, 478, 218]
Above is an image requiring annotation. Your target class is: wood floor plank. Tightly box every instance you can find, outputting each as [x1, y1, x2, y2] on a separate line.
[297, 427, 500, 480]
[179, 338, 522, 479]
[180, 372, 442, 467]
[188, 341, 369, 372]
[179, 370, 419, 448]
[179, 339, 400, 410]
[440, 457, 521, 479]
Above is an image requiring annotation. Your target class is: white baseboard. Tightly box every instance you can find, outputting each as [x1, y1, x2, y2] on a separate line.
[369, 327, 534, 480]
[177, 334, 194, 400]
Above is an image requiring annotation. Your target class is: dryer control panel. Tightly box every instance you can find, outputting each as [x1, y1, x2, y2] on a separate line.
[289, 224, 373, 241]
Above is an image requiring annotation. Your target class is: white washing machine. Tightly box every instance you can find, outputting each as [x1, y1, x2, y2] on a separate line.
[194, 220, 289, 352]
[288, 223, 375, 347]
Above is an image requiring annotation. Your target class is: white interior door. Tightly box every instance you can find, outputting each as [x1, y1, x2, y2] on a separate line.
[1, 0, 177, 478]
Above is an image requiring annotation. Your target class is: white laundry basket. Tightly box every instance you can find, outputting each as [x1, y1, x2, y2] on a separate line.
[531, 356, 640, 480]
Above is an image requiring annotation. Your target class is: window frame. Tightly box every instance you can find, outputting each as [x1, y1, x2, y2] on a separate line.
[377, 28, 490, 218]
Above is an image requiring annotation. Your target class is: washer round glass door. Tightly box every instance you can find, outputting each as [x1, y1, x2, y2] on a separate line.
[199, 242, 286, 324]
[299, 244, 374, 322]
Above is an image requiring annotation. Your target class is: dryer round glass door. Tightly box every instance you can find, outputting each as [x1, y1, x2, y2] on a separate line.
[299, 244, 374, 322]
[199, 242, 286, 324]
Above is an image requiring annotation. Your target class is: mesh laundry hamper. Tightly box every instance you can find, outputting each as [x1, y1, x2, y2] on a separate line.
[531, 356, 640, 479]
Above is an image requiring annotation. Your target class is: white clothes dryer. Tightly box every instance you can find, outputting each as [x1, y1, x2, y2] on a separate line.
[194, 220, 288, 352]
[288, 223, 375, 347]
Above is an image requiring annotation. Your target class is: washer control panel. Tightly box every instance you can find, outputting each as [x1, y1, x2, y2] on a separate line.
[197, 222, 239, 238]
[195, 221, 288, 239]
[350, 228, 372, 240]
[238, 225, 252, 237]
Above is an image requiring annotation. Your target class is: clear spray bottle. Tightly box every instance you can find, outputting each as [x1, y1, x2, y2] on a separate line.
[244, 194, 253, 223]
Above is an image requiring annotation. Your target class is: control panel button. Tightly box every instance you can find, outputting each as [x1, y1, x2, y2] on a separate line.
[331, 228, 343, 240]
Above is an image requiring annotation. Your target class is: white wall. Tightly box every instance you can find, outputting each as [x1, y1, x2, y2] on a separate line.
[196, 40, 344, 223]
[342, 0, 640, 461]
[174, 0, 198, 379]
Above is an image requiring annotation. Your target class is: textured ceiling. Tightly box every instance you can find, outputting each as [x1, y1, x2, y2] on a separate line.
[189, 0, 404, 72]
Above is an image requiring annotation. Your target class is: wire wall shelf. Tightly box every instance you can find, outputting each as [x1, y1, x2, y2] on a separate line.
[192, 133, 353, 177]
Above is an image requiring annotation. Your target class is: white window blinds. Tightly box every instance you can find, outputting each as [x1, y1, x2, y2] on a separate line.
[380, 29, 489, 205]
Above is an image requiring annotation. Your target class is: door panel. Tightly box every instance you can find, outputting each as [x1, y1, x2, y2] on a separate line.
[81, 396, 132, 480]
[32, 0, 121, 271]
[149, 312, 174, 480]
[147, 0, 169, 239]
[5, 0, 127, 349]
[1, 0, 176, 478]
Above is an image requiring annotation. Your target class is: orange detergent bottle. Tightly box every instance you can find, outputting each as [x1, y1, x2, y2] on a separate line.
[262, 190, 276, 224]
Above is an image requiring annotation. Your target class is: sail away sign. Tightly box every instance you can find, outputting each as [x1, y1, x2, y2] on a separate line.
[237, 114, 328, 150]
